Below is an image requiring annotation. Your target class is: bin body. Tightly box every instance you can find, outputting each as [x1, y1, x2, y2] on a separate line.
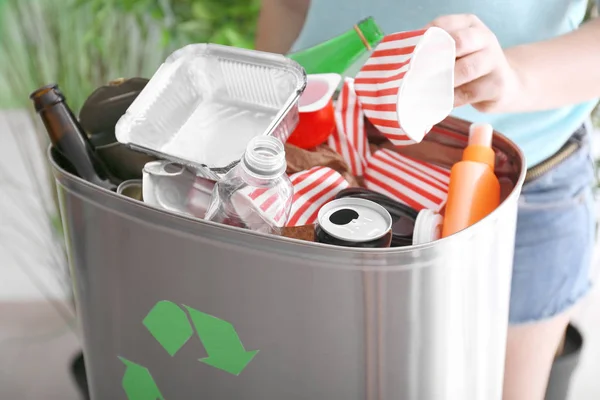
[51, 117, 525, 400]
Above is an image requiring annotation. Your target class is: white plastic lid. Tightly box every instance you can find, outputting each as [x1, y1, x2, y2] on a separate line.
[412, 209, 443, 245]
[317, 198, 392, 242]
[298, 73, 342, 113]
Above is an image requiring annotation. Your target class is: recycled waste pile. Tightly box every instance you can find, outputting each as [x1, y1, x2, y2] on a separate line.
[32, 17, 505, 249]
[33, 17, 505, 251]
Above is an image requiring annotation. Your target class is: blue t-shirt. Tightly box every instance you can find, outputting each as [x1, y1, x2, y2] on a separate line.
[290, 0, 599, 167]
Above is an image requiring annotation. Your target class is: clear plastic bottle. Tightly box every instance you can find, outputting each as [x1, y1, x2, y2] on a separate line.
[204, 136, 294, 235]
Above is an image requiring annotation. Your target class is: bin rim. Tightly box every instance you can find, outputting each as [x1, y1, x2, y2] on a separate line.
[47, 118, 526, 271]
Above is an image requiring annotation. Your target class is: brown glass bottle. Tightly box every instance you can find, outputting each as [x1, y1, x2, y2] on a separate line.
[30, 84, 119, 190]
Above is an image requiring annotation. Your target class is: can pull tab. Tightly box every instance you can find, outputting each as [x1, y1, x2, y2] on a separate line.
[329, 208, 359, 225]
[143, 161, 187, 177]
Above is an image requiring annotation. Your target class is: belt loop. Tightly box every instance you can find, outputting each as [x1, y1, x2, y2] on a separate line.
[573, 122, 589, 145]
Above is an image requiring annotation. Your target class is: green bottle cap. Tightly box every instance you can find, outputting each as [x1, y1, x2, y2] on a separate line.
[355, 17, 385, 50]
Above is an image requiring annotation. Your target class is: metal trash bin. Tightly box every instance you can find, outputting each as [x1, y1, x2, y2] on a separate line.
[50, 116, 525, 400]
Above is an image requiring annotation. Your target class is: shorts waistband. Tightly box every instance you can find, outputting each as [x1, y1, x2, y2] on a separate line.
[524, 124, 587, 184]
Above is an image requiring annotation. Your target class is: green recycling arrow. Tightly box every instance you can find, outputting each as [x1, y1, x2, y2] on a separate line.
[143, 300, 193, 357]
[184, 306, 258, 376]
[119, 357, 165, 400]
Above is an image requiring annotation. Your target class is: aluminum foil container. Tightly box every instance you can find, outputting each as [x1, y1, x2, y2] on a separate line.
[115, 43, 306, 178]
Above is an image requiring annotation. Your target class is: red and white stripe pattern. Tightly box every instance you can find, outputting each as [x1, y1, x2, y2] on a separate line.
[328, 78, 370, 176]
[285, 166, 350, 227]
[234, 167, 350, 228]
[354, 29, 426, 146]
[242, 185, 293, 228]
[364, 149, 451, 212]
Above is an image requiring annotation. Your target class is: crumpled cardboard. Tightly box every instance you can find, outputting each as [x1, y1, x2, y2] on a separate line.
[285, 143, 359, 187]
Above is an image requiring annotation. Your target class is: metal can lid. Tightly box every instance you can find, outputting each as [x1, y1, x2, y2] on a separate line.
[116, 179, 142, 193]
[116, 179, 143, 201]
[318, 198, 392, 242]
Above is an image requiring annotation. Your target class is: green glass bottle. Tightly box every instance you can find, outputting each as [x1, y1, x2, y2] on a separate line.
[287, 17, 384, 75]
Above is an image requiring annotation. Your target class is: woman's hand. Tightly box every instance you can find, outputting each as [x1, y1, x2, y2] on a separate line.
[426, 14, 525, 113]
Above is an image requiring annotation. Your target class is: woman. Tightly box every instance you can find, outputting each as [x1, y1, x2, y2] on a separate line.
[255, 1, 600, 399]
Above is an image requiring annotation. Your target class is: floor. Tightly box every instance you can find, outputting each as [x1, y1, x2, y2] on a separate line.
[0, 301, 81, 400]
[568, 256, 600, 399]
[2, 110, 600, 399]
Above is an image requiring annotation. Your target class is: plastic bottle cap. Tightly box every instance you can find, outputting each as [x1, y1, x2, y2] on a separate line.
[413, 209, 443, 245]
[468, 123, 493, 147]
[242, 136, 287, 177]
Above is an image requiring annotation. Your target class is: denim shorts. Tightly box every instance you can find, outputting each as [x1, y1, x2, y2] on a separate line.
[510, 124, 597, 324]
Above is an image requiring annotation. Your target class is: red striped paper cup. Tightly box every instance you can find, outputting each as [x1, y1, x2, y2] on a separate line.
[286, 166, 350, 227]
[328, 78, 370, 176]
[355, 27, 456, 146]
[364, 149, 450, 211]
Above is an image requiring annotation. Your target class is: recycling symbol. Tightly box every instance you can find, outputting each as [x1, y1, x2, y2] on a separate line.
[118, 300, 258, 399]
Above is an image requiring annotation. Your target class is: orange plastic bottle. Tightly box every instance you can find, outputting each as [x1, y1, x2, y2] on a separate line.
[441, 123, 501, 238]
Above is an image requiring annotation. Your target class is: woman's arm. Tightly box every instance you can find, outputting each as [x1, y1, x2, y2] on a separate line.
[506, 17, 600, 111]
[428, 14, 600, 113]
[255, 0, 310, 54]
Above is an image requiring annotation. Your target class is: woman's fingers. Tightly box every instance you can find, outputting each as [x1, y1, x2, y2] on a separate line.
[454, 73, 503, 109]
[453, 48, 495, 87]
[450, 26, 490, 58]
[425, 13, 515, 112]
[426, 13, 482, 31]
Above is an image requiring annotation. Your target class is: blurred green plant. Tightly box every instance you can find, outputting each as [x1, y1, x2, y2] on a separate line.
[82, 0, 260, 50]
[0, 0, 173, 313]
[0, 0, 169, 112]
[0, 0, 170, 225]
[0, 0, 260, 334]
